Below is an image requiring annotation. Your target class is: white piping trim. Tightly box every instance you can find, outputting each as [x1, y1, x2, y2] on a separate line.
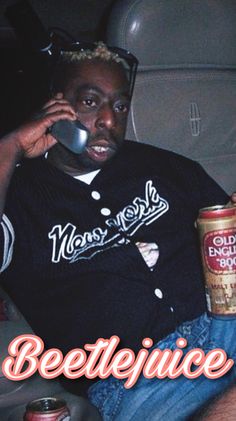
[0, 214, 15, 273]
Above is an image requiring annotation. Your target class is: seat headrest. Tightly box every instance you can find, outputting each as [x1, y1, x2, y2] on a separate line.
[107, 0, 236, 69]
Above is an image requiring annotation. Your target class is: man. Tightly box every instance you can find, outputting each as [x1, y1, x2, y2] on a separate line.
[0, 42, 235, 420]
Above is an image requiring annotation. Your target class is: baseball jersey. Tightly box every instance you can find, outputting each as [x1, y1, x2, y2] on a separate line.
[0, 141, 229, 357]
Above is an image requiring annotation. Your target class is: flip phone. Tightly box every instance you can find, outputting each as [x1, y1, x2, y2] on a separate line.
[51, 120, 89, 154]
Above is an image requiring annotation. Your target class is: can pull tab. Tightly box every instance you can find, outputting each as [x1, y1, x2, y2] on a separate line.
[51, 119, 89, 154]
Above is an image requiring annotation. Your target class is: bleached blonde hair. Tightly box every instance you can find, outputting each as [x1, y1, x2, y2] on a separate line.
[51, 41, 129, 94]
[61, 41, 127, 67]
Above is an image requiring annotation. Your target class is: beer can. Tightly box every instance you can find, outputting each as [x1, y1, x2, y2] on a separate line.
[197, 205, 236, 316]
[24, 397, 71, 421]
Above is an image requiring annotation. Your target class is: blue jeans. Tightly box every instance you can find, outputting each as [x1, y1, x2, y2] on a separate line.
[88, 313, 236, 420]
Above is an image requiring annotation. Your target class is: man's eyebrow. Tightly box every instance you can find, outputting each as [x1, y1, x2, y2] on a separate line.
[75, 83, 131, 99]
[76, 83, 102, 94]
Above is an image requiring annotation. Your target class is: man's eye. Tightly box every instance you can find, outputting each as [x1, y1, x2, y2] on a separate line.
[114, 102, 129, 113]
[82, 98, 97, 107]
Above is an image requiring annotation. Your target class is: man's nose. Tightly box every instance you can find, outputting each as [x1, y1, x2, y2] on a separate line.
[95, 104, 116, 130]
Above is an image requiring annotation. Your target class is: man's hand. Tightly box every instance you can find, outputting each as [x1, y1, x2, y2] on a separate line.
[230, 192, 236, 205]
[4, 93, 77, 160]
[226, 192, 236, 207]
[0, 93, 78, 218]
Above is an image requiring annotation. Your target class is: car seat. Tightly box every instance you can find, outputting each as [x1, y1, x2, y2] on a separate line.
[0, 287, 102, 420]
[107, 0, 236, 194]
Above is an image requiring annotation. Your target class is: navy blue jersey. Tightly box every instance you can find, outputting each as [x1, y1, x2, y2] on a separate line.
[0, 141, 228, 392]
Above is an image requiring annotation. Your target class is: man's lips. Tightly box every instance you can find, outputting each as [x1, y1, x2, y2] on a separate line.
[85, 138, 116, 161]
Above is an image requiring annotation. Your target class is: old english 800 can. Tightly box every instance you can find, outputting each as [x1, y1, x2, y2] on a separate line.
[197, 205, 236, 316]
[24, 397, 70, 421]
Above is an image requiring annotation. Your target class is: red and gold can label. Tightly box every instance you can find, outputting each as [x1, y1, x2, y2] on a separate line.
[203, 228, 236, 274]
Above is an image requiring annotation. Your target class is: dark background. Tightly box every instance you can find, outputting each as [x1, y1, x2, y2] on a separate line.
[0, 0, 116, 135]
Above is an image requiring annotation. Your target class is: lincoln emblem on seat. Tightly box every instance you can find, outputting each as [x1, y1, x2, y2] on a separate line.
[189, 102, 201, 137]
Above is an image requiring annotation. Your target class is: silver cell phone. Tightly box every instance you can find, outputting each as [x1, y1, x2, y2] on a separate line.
[51, 120, 89, 154]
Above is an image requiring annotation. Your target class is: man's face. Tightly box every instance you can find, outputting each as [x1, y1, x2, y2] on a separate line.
[57, 59, 130, 173]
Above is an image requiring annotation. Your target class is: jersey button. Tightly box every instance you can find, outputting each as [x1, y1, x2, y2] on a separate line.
[101, 208, 111, 216]
[154, 288, 163, 299]
[91, 191, 101, 200]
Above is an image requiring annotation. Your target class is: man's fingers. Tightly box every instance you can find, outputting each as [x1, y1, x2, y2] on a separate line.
[41, 92, 75, 114]
[41, 103, 77, 117]
[42, 99, 72, 110]
[225, 192, 236, 208]
[231, 192, 236, 203]
[41, 111, 77, 130]
[23, 133, 58, 158]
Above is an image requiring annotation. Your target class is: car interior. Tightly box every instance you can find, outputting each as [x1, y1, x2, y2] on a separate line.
[0, 0, 236, 419]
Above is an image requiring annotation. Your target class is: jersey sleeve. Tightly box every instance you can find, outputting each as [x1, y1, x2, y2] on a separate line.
[0, 214, 15, 273]
[194, 162, 230, 208]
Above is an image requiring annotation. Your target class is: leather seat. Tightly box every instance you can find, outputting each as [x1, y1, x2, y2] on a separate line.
[107, 0, 236, 194]
[0, 287, 101, 420]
